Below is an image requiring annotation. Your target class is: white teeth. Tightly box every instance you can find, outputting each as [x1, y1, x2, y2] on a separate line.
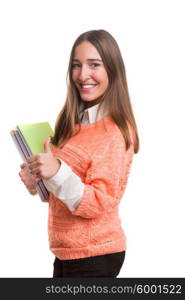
[81, 85, 96, 88]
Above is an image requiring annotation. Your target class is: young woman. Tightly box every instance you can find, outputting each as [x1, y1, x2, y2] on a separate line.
[19, 29, 139, 278]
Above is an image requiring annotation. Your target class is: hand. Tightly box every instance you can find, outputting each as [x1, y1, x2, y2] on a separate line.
[27, 137, 61, 180]
[19, 163, 40, 195]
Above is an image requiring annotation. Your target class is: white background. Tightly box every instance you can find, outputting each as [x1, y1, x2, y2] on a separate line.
[0, 0, 185, 277]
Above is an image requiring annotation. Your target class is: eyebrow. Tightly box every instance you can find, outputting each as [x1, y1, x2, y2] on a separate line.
[72, 58, 102, 62]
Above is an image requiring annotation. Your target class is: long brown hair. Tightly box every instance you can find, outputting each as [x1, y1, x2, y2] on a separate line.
[51, 29, 139, 153]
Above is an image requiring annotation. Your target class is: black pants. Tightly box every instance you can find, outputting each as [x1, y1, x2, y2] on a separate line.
[53, 251, 125, 278]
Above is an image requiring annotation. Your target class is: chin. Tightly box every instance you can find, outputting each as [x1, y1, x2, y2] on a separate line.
[81, 96, 97, 102]
[81, 93, 103, 101]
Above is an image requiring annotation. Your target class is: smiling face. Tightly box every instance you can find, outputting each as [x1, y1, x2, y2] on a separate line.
[71, 41, 109, 103]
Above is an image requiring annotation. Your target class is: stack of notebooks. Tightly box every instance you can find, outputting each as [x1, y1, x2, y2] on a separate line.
[10, 122, 54, 202]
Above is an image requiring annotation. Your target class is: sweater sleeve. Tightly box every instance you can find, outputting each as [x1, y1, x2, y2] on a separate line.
[71, 136, 134, 219]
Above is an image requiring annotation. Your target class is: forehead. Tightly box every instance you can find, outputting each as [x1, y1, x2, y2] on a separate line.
[73, 41, 101, 60]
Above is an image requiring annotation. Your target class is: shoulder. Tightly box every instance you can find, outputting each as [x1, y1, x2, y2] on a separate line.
[105, 117, 131, 144]
[105, 118, 135, 155]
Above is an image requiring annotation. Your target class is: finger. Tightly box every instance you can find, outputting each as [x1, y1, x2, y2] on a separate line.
[31, 180, 39, 188]
[29, 189, 37, 195]
[28, 161, 40, 171]
[20, 163, 27, 169]
[44, 136, 51, 153]
[35, 177, 41, 182]
[29, 176, 41, 185]
[32, 174, 42, 182]
[27, 155, 39, 164]
[30, 168, 41, 176]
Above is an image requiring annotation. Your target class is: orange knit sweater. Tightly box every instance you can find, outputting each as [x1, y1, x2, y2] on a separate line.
[48, 116, 135, 260]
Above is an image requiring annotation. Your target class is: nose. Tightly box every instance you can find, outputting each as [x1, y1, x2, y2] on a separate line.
[78, 65, 91, 82]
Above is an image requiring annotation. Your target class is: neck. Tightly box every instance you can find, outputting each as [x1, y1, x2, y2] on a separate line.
[82, 98, 102, 109]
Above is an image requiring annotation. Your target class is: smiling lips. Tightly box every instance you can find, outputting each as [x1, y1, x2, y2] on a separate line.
[79, 83, 98, 93]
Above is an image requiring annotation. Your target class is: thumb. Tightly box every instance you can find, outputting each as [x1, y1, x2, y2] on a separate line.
[44, 136, 52, 154]
[20, 163, 27, 169]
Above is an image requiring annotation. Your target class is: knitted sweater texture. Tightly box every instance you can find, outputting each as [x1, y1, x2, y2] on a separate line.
[49, 116, 134, 260]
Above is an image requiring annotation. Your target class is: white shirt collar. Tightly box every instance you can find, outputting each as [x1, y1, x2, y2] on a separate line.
[79, 102, 105, 124]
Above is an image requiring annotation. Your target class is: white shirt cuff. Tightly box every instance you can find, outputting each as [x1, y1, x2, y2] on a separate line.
[43, 159, 84, 212]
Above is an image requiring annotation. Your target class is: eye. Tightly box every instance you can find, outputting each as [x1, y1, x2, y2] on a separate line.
[91, 63, 100, 68]
[71, 63, 81, 69]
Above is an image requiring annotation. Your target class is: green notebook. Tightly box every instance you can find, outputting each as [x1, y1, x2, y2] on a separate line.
[10, 121, 54, 202]
[17, 122, 54, 155]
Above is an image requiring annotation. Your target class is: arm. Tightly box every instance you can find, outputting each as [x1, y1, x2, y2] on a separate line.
[71, 138, 134, 219]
